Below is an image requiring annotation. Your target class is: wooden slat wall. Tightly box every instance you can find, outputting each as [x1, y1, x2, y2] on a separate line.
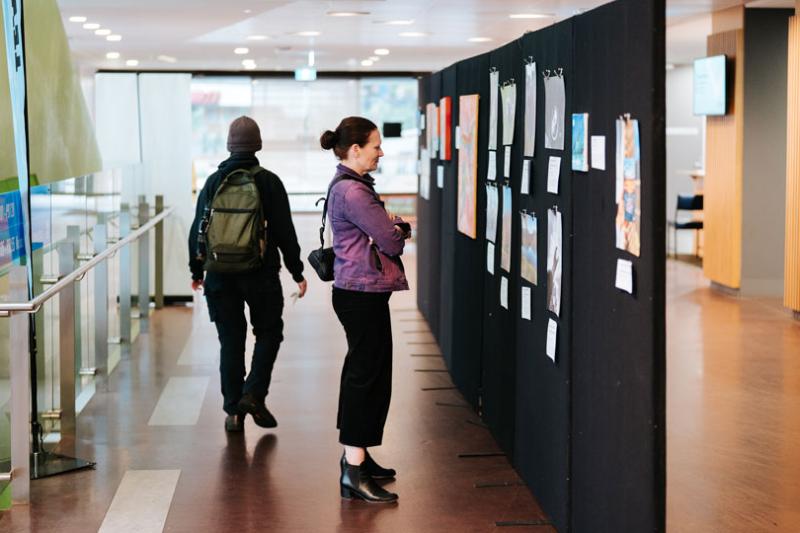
[703, 30, 745, 289]
[786, 16, 800, 311]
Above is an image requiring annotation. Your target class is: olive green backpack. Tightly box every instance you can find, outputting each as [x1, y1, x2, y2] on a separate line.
[202, 166, 267, 273]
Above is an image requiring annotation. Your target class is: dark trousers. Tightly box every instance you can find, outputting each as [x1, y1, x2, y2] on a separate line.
[205, 275, 284, 415]
[332, 287, 393, 447]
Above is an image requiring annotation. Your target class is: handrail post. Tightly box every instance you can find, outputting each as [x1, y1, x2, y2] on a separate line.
[67, 226, 83, 374]
[154, 195, 164, 309]
[93, 217, 109, 381]
[58, 241, 77, 447]
[137, 197, 150, 332]
[119, 205, 132, 343]
[9, 266, 30, 503]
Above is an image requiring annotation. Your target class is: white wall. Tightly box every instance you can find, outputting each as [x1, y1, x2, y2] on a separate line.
[666, 65, 705, 256]
[95, 72, 192, 298]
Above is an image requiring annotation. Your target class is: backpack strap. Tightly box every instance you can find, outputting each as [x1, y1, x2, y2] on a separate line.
[316, 174, 351, 248]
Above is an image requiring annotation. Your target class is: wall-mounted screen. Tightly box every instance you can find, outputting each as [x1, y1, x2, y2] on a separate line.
[693, 55, 727, 116]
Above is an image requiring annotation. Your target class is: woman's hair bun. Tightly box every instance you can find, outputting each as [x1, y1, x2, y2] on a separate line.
[320, 129, 338, 150]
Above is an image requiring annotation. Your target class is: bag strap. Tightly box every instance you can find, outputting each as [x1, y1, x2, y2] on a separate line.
[316, 174, 351, 248]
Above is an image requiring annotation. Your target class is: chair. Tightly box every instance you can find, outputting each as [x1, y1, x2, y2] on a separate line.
[672, 194, 703, 257]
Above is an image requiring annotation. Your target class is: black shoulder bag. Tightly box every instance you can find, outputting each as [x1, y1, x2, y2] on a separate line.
[307, 175, 349, 281]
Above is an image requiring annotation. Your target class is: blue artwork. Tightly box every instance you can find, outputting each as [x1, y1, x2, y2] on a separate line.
[571, 113, 588, 172]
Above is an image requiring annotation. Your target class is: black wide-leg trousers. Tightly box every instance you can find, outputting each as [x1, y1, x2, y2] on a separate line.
[332, 287, 393, 448]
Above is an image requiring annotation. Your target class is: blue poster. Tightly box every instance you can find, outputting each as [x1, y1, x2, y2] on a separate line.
[571, 113, 588, 172]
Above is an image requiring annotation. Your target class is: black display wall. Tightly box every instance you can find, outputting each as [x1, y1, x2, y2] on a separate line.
[416, 0, 665, 531]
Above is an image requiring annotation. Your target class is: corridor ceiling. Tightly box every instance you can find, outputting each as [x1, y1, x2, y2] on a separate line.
[55, 0, 796, 73]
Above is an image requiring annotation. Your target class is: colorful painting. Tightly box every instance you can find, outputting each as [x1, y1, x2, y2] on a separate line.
[520, 211, 537, 284]
[426, 102, 439, 158]
[524, 62, 537, 157]
[500, 185, 512, 272]
[489, 70, 499, 150]
[544, 74, 565, 150]
[439, 96, 452, 160]
[457, 94, 479, 238]
[486, 183, 498, 243]
[547, 208, 563, 316]
[571, 113, 588, 172]
[615, 116, 641, 256]
[501, 82, 516, 146]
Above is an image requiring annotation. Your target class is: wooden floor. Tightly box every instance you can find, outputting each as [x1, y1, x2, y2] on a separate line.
[0, 216, 552, 533]
[666, 260, 800, 533]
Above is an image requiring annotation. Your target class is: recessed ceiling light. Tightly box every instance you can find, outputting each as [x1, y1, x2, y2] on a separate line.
[509, 13, 551, 19]
[247, 35, 269, 41]
[106, 52, 120, 60]
[244, 63, 257, 70]
[83, 22, 100, 30]
[296, 31, 321, 37]
[374, 48, 390, 56]
[95, 28, 111, 36]
[244, 9, 252, 14]
[468, 37, 492, 43]
[381, 19, 414, 25]
[242, 59, 256, 66]
[327, 11, 370, 17]
[107, 34, 122, 42]
[157, 55, 177, 63]
[399, 32, 426, 37]
[234, 47, 250, 55]
[369, 56, 380, 62]
[69, 16, 87, 23]
[361, 59, 373, 67]
[126, 59, 139, 67]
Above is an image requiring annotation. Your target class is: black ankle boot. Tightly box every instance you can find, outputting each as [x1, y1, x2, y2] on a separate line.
[340, 452, 396, 480]
[340, 460, 398, 503]
[363, 451, 396, 479]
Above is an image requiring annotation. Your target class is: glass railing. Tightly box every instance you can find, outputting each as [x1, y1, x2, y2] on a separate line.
[0, 165, 170, 507]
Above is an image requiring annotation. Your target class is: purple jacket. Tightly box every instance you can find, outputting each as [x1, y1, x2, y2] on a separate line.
[329, 164, 409, 293]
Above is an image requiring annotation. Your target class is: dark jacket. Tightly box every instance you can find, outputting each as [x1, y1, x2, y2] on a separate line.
[188, 153, 304, 289]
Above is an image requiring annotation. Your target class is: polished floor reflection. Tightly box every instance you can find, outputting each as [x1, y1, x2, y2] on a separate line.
[0, 215, 551, 533]
[667, 260, 800, 533]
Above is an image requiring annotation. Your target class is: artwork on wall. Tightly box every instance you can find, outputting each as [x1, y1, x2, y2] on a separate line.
[457, 94, 479, 239]
[489, 69, 499, 150]
[547, 207, 563, 316]
[571, 113, 589, 172]
[615, 115, 641, 256]
[486, 183, 499, 243]
[544, 72, 565, 150]
[524, 61, 537, 157]
[419, 148, 430, 200]
[500, 184, 512, 272]
[426, 103, 439, 158]
[439, 96, 452, 160]
[520, 211, 538, 284]
[501, 81, 516, 146]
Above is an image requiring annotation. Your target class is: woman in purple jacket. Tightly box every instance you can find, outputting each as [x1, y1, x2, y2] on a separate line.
[320, 117, 411, 503]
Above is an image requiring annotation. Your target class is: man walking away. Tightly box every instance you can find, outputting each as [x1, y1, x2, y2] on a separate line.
[188, 116, 307, 432]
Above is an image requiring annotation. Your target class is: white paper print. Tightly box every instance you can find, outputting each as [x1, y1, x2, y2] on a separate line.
[544, 74, 565, 150]
[546, 318, 558, 362]
[485, 184, 499, 243]
[524, 62, 537, 157]
[487, 242, 496, 275]
[546, 208, 563, 316]
[547, 156, 561, 195]
[501, 81, 517, 146]
[615, 258, 634, 294]
[591, 135, 606, 170]
[521, 159, 531, 195]
[500, 276, 509, 309]
[489, 70, 499, 150]
[488, 151, 497, 182]
[419, 149, 430, 200]
[504, 146, 511, 179]
[521, 286, 532, 321]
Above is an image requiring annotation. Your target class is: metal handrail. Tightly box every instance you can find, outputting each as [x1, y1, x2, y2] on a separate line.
[0, 206, 174, 316]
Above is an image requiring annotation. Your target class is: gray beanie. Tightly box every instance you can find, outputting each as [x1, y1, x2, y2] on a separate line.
[227, 116, 262, 153]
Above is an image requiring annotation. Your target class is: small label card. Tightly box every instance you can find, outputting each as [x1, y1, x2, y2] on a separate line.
[488, 151, 497, 181]
[615, 258, 634, 294]
[546, 318, 558, 362]
[547, 156, 561, 194]
[521, 286, 531, 320]
[591, 135, 606, 170]
[521, 159, 531, 195]
[437, 165, 444, 189]
[487, 242, 495, 274]
[500, 276, 509, 309]
[504, 146, 512, 178]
